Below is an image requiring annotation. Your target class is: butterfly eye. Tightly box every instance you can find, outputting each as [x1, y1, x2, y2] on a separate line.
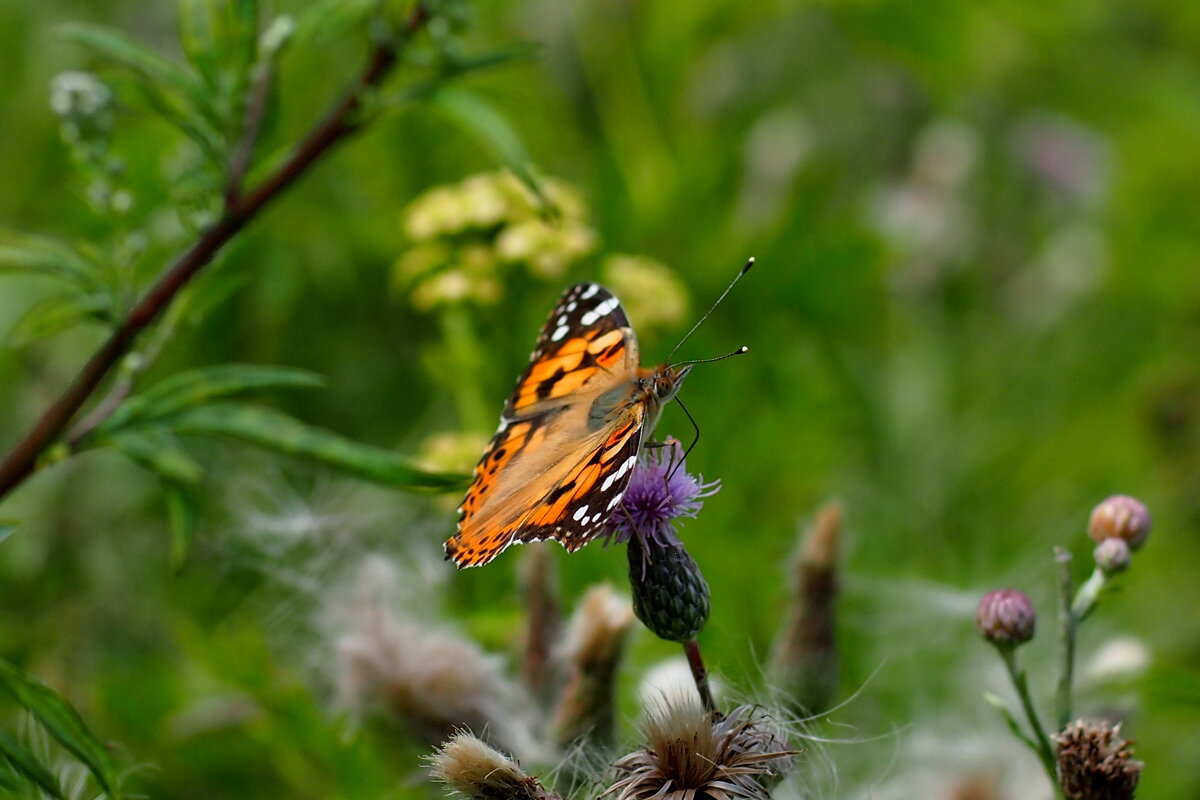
[655, 377, 673, 397]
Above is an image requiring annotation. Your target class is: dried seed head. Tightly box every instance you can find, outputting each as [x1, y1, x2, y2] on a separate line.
[429, 733, 561, 800]
[606, 702, 796, 800]
[1093, 537, 1132, 574]
[1088, 495, 1151, 551]
[552, 585, 635, 747]
[1053, 720, 1142, 800]
[975, 589, 1036, 647]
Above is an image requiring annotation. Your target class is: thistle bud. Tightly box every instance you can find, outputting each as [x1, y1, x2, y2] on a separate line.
[627, 535, 710, 643]
[1088, 495, 1151, 551]
[1093, 537, 1132, 574]
[975, 589, 1035, 647]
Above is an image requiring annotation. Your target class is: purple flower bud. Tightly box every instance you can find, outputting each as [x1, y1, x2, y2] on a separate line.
[1093, 537, 1132, 574]
[976, 589, 1036, 647]
[1088, 495, 1151, 551]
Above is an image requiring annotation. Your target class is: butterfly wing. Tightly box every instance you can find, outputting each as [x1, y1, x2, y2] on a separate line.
[446, 283, 645, 568]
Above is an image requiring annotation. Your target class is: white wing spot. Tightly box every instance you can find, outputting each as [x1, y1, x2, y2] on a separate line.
[607, 492, 624, 510]
[551, 324, 569, 341]
[557, 314, 567, 326]
[572, 504, 590, 521]
[581, 284, 600, 299]
[567, 301, 577, 312]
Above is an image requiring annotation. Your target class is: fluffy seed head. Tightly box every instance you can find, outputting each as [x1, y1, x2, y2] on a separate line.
[606, 702, 796, 800]
[429, 733, 561, 800]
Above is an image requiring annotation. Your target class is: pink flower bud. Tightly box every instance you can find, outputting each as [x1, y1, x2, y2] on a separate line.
[1093, 537, 1132, 574]
[1088, 495, 1151, 551]
[976, 589, 1036, 646]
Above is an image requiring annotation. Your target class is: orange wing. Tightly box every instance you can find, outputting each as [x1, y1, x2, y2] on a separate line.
[445, 283, 647, 568]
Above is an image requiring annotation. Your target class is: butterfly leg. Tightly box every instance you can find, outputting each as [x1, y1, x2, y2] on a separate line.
[669, 397, 701, 482]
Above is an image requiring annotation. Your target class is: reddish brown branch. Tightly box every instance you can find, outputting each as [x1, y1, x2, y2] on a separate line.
[0, 8, 428, 501]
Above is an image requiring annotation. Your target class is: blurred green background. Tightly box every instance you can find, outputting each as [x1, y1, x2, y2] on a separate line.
[1, 0, 1199, 797]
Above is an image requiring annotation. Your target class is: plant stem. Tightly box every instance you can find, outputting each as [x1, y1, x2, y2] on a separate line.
[682, 637, 717, 716]
[1000, 647, 1058, 787]
[1054, 546, 1075, 730]
[0, 6, 429, 502]
[1070, 564, 1108, 624]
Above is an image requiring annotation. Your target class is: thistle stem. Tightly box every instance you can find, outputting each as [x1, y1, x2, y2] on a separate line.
[1000, 646, 1058, 786]
[683, 638, 717, 715]
[1054, 546, 1075, 730]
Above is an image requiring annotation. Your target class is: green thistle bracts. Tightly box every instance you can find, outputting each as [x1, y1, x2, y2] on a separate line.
[627, 537, 710, 643]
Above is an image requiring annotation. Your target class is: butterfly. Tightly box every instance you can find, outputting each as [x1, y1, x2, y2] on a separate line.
[443, 282, 695, 568]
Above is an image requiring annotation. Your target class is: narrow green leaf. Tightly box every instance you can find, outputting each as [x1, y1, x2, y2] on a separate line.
[0, 727, 64, 799]
[0, 760, 21, 791]
[108, 432, 205, 485]
[6, 293, 111, 348]
[0, 233, 103, 292]
[982, 690, 1038, 753]
[166, 486, 199, 570]
[60, 22, 227, 162]
[99, 364, 325, 434]
[167, 403, 467, 489]
[0, 659, 120, 797]
[432, 88, 546, 204]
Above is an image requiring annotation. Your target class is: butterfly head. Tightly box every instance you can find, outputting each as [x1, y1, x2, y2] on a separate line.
[651, 363, 692, 402]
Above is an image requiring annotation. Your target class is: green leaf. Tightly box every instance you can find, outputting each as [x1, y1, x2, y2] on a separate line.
[6, 293, 111, 348]
[431, 88, 547, 205]
[166, 486, 199, 570]
[99, 364, 325, 434]
[179, 0, 259, 98]
[167, 403, 467, 489]
[0, 659, 120, 797]
[0, 233, 104, 292]
[0, 760, 22, 792]
[108, 432, 205, 485]
[61, 22, 227, 163]
[0, 726, 64, 799]
[982, 690, 1038, 754]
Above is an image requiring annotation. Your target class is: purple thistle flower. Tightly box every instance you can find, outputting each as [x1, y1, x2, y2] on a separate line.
[607, 440, 720, 547]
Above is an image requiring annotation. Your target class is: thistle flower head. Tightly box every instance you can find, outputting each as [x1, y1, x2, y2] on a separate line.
[607, 440, 720, 548]
[1053, 720, 1142, 800]
[975, 589, 1036, 647]
[606, 702, 796, 800]
[1088, 495, 1151, 551]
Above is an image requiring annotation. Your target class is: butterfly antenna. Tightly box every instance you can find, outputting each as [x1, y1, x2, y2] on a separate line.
[672, 345, 750, 368]
[666, 256, 755, 364]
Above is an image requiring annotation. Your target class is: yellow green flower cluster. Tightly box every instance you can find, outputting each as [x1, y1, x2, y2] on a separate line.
[395, 171, 597, 310]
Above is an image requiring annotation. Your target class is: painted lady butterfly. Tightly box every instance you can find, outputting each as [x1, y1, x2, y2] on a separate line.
[444, 282, 693, 568]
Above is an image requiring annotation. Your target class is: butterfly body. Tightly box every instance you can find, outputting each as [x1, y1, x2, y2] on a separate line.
[445, 283, 690, 568]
